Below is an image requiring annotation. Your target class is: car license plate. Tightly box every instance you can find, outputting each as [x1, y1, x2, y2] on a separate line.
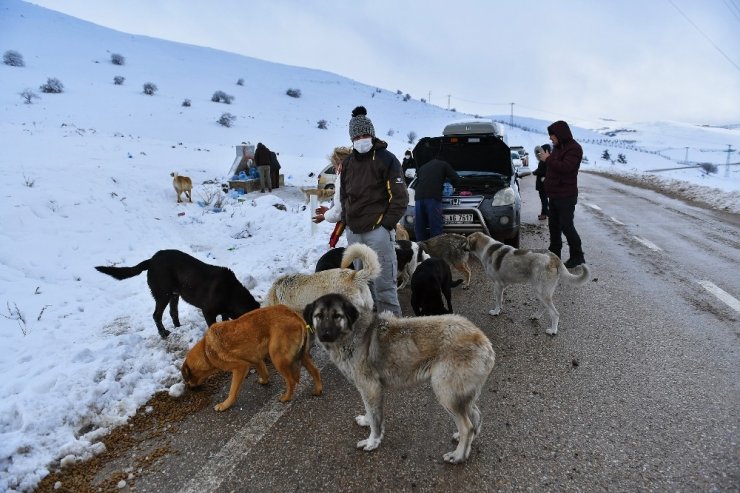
[444, 214, 473, 224]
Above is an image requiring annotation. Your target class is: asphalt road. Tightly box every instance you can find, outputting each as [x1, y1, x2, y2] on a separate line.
[62, 172, 740, 492]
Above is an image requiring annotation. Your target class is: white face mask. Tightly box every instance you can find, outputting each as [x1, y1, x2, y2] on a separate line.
[353, 137, 373, 154]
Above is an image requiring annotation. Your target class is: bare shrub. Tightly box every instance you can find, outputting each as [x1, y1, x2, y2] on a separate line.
[211, 90, 234, 104]
[182, 98, 191, 107]
[317, 119, 328, 129]
[218, 112, 236, 127]
[142, 82, 158, 95]
[113, 75, 125, 85]
[2, 302, 28, 335]
[23, 173, 36, 187]
[407, 131, 417, 144]
[387, 129, 395, 137]
[111, 53, 125, 65]
[20, 89, 39, 104]
[286, 88, 301, 98]
[3, 50, 24, 67]
[236, 78, 244, 86]
[40, 78, 64, 93]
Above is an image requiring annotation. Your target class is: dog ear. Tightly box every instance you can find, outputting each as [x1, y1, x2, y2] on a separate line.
[181, 362, 191, 381]
[343, 298, 359, 326]
[302, 301, 315, 326]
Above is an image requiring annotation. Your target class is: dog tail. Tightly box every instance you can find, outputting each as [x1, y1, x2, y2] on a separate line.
[95, 260, 150, 280]
[558, 263, 591, 286]
[340, 243, 380, 283]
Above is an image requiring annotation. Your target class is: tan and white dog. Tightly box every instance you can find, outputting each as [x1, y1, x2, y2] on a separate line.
[304, 293, 495, 464]
[467, 231, 590, 335]
[300, 187, 334, 204]
[170, 172, 192, 203]
[264, 243, 379, 316]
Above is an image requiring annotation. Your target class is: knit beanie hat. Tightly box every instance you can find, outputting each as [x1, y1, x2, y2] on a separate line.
[348, 106, 375, 140]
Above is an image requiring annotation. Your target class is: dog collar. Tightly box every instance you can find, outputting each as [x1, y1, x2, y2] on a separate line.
[305, 323, 314, 334]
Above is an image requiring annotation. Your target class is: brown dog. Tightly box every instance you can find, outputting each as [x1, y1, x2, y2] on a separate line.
[395, 223, 410, 241]
[171, 171, 192, 203]
[181, 305, 323, 411]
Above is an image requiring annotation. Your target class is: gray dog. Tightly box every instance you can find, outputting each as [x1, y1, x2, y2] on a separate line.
[303, 293, 495, 463]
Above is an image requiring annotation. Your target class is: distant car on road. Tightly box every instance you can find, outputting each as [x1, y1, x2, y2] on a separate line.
[511, 151, 524, 169]
[510, 145, 529, 167]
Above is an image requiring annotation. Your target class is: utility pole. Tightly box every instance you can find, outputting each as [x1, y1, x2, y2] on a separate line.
[447, 94, 451, 110]
[428, 91, 431, 104]
[684, 147, 689, 164]
[726, 144, 734, 178]
[510, 102, 514, 127]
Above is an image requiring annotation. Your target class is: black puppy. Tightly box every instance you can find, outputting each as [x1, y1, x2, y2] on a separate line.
[314, 247, 355, 272]
[316, 245, 414, 276]
[95, 250, 259, 338]
[409, 258, 463, 316]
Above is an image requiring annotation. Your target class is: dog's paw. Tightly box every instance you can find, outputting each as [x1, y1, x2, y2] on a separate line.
[452, 431, 460, 442]
[488, 309, 501, 316]
[462, 284, 470, 290]
[214, 401, 232, 412]
[546, 327, 558, 336]
[355, 414, 370, 427]
[443, 450, 466, 464]
[357, 437, 381, 451]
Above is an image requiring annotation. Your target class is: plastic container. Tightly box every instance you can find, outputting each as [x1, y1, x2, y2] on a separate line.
[442, 182, 454, 197]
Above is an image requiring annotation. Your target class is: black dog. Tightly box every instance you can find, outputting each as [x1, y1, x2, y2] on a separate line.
[95, 250, 259, 338]
[315, 247, 355, 272]
[410, 258, 463, 316]
[315, 245, 414, 275]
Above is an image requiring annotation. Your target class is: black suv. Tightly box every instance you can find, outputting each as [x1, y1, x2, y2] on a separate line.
[400, 121, 530, 247]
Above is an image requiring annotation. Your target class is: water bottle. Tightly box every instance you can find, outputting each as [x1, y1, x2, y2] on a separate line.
[443, 182, 454, 197]
[238, 170, 247, 180]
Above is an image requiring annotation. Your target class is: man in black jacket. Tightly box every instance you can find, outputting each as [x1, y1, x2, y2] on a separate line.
[413, 157, 459, 241]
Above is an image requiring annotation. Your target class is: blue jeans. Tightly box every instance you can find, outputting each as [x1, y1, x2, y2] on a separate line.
[415, 198, 443, 241]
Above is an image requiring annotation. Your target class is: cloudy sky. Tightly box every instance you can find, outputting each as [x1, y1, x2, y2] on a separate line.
[27, 0, 740, 125]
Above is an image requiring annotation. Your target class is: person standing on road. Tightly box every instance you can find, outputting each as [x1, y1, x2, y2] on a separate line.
[532, 144, 551, 221]
[340, 106, 408, 316]
[539, 120, 585, 268]
[254, 142, 272, 193]
[413, 157, 459, 241]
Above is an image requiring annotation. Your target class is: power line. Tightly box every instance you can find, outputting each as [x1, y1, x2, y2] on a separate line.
[666, 0, 740, 71]
[722, 0, 740, 23]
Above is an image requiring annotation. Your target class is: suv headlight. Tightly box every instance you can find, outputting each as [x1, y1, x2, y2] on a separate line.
[492, 187, 515, 206]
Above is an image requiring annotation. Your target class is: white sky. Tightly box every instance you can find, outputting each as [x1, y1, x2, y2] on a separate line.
[26, 0, 740, 125]
[1, 0, 738, 490]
